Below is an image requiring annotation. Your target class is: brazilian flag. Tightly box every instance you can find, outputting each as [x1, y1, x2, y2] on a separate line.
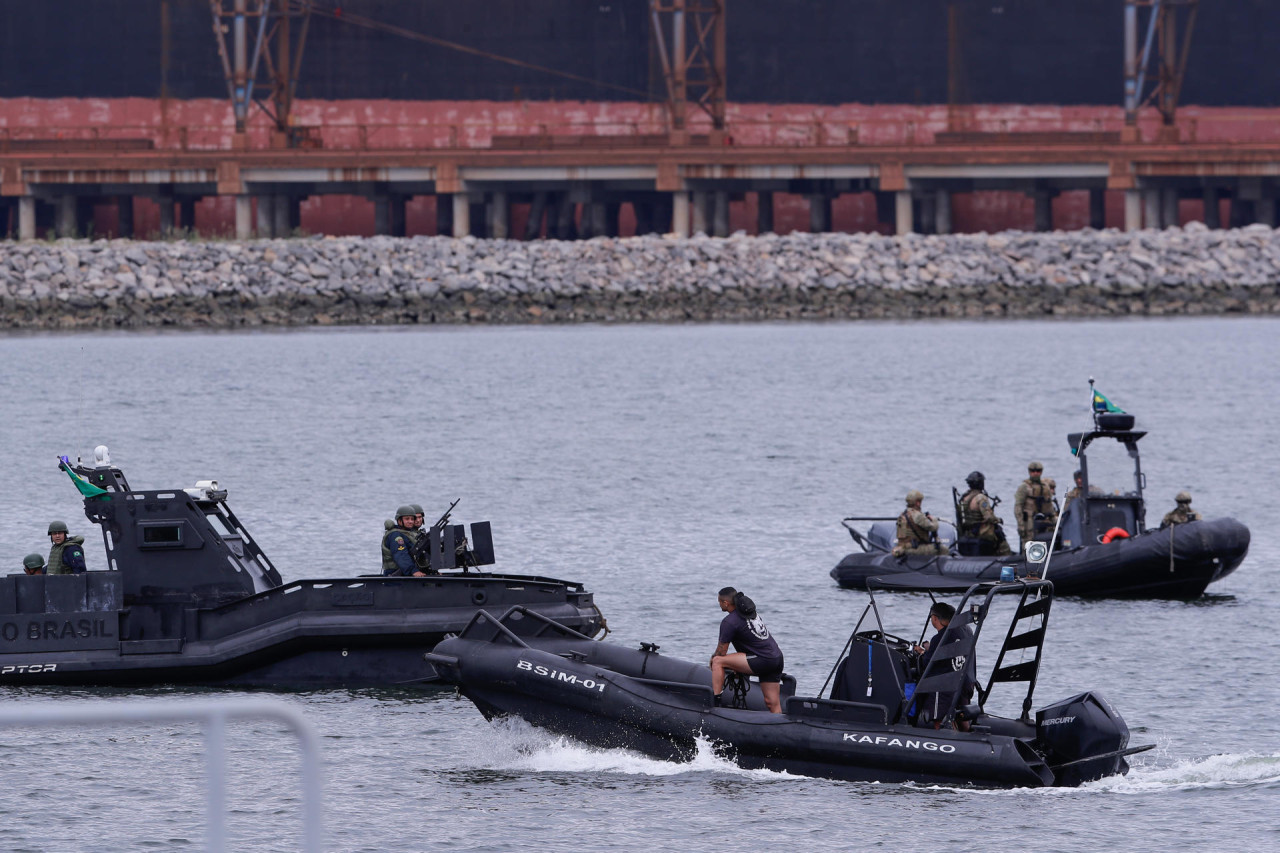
[59, 455, 109, 498]
[1092, 388, 1125, 414]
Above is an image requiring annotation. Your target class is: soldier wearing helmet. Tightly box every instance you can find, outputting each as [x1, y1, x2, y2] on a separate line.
[958, 471, 1011, 557]
[22, 554, 46, 575]
[1013, 462, 1058, 548]
[1063, 469, 1103, 513]
[894, 490, 947, 557]
[382, 505, 426, 577]
[1161, 491, 1203, 528]
[46, 520, 87, 575]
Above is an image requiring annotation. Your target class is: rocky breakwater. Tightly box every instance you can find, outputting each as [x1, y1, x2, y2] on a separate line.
[3, 224, 1280, 329]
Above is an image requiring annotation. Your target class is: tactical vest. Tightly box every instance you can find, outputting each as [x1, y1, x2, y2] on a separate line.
[1020, 480, 1055, 520]
[960, 489, 987, 534]
[381, 525, 417, 574]
[896, 509, 933, 549]
[47, 535, 85, 576]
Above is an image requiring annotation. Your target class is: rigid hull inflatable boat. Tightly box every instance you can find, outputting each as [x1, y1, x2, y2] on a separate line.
[0, 451, 602, 687]
[832, 409, 1249, 598]
[429, 580, 1151, 788]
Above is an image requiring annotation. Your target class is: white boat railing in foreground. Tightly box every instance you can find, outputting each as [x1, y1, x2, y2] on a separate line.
[0, 697, 323, 853]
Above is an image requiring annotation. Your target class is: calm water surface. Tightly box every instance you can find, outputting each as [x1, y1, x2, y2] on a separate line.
[0, 318, 1276, 852]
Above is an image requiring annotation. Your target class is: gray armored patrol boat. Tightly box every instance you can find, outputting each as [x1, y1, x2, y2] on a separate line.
[0, 449, 603, 687]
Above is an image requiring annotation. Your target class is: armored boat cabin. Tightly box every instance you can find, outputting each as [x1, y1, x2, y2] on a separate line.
[0, 448, 601, 686]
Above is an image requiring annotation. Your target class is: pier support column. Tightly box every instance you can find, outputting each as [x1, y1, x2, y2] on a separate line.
[257, 195, 276, 237]
[1229, 197, 1253, 228]
[117, 196, 134, 238]
[435, 194, 453, 236]
[691, 189, 708, 235]
[452, 193, 470, 237]
[935, 189, 952, 235]
[56, 195, 78, 238]
[158, 196, 175, 237]
[18, 196, 36, 240]
[524, 192, 548, 239]
[179, 198, 197, 234]
[894, 190, 913, 235]
[918, 192, 937, 235]
[1124, 190, 1142, 232]
[1089, 188, 1106, 229]
[1033, 190, 1054, 232]
[1142, 189, 1161, 229]
[1202, 187, 1220, 229]
[671, 191, 690, 237]
[808, 192, 831, 234]
[274, 194, 293, 238]
[489, 191, 509, 239]
[1160, 188, 1179, 229]
[1257, 198, 1277, 227]
[756, 191, 774, 234]
[712, 191, 729, 237]
[605, 202, 621, 238]
[551, 194, 577, 240]
[235, 195, 252, 239]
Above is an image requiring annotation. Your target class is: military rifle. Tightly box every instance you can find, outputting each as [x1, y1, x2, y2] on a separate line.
[409, 498, 461, 570]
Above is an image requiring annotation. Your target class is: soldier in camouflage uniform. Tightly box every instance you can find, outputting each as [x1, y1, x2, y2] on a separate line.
[1063, 469, 1102, 513]
[958, 471, 1012, 556]
[1160, 491, 1203, 528]
[894, 490, 948, 557]
[1014, 461, 1058, 547]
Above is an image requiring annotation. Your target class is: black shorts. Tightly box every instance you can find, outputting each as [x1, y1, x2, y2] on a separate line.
[746, 654, 784, 683]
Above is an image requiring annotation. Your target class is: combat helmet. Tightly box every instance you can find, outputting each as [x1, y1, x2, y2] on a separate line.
[395, 505, 417, 521]
[47, 520, 68, 535]
[22, 553, 45, 570]
[965, 471, 985, 489]
[1027, 461, 1044, 472]
[1175, 491, 1192, 504]
[906, 489, 924, 505]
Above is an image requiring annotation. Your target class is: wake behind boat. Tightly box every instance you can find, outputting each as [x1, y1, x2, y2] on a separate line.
[428, 579, 1152, 788]
[832, 392, 1249, 598]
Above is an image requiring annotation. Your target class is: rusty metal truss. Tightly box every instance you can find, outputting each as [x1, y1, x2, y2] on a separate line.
[650, 0, 726, 134]
[1124, 0, 1199, 130]
[210, 0, 313, 144]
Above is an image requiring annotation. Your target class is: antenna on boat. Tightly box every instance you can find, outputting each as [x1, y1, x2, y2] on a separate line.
[1039, 424, 1087, 586]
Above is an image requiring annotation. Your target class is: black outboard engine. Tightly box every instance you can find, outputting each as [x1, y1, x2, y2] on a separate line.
[1036, 692, 1132, 786]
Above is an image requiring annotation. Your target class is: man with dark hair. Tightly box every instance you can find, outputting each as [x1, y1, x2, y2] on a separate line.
[711, 587, 785, 713]
[911, 601, 976, 730]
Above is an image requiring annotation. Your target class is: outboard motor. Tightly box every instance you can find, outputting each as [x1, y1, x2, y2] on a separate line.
[1036, 691, 1132, 786]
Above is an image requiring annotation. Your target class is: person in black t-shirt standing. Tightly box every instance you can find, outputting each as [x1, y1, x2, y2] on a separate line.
[710, 587, 785, 713]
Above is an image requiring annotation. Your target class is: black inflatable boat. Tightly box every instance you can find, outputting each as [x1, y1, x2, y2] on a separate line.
[428, 580, 1151, 788]
[832, 407, 1249, 598]
[0, 449, 602, 687]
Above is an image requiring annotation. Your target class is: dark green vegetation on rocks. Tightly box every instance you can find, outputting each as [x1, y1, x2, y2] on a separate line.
[4, 224, 1280, 329]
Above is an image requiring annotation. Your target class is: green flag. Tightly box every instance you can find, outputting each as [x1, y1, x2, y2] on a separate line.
[59, 456, 109, 498]
[1092, 388, 1125, 414]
